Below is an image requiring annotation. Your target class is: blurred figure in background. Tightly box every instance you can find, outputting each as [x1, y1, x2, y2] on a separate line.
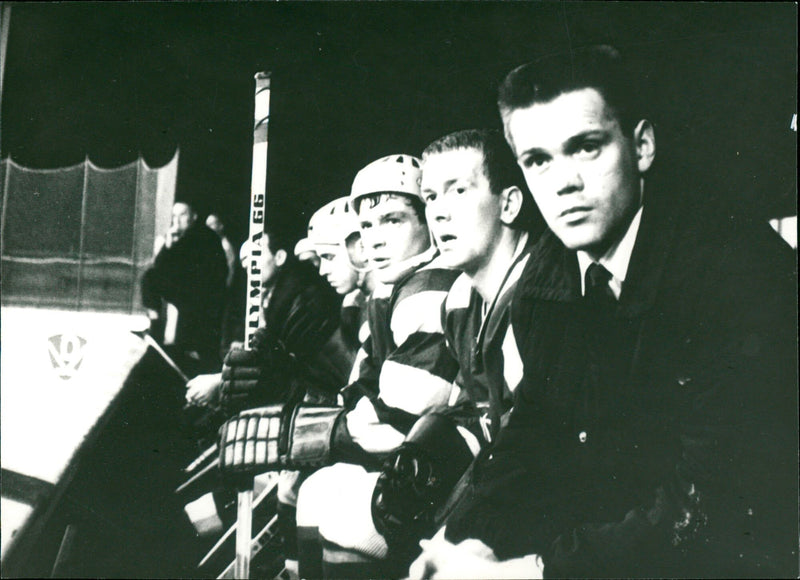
[141, 201, 228, 375]
[205, 212, 238, 289]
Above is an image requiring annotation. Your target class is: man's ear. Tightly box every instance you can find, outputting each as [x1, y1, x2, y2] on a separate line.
[275, 249, 288, 267]
[499, 186, 523, 226]
[633, 120, 656, 173]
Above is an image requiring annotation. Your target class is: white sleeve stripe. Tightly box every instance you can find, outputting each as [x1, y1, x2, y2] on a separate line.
[346, 398, 406, 454]
[390, 290, 449, 346]
[379, 359, 454, 416]
[358, 320, 370, 344]
[348, 346, 369, 384]
[456, 426, 481, 457]
[503, 324, 524, 393]
[447, 383, 462, 407]
[350, 423, 406, 454]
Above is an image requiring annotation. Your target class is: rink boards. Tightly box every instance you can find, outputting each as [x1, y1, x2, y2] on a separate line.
[0, 307, 149, 563]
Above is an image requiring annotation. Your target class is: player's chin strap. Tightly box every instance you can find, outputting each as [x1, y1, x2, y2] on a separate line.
[373, 245, 438, 285]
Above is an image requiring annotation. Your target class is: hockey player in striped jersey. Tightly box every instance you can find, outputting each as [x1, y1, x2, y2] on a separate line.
[217, 154, 460, 578]
[303, 196, 374, 355]
[277, 196, 374, 574]
[369, 129, 544, 567]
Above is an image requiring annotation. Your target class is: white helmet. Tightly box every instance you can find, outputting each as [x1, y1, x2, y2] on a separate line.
[293, 202, 325, 258]
[309, 196, 360, 247]
[349, 154, 423, 212]
[293, 237, 317, 259]
[295, 196, 359, 256]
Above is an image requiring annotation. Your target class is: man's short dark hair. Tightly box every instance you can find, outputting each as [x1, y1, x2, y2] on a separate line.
[355, 193, 427, 225]
[422, 128, 542, 233]
[498, 45, 643, 146]
[264, 222, 293, 256]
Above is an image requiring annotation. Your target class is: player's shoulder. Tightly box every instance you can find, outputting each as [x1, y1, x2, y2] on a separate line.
[397, 258, 460, 298]
[444, 272, 474, 314]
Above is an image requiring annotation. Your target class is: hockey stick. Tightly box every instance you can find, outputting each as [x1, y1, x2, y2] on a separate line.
[199, 474, 278, 568]
[183, 443, 218, 474]
[231, 70, 272, 580]
[217, 513, 280, 580]
[130, 328, 190, 383]
[175, 458, 219, 494]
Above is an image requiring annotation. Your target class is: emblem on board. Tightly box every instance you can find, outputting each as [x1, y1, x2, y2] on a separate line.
[47, 334, 87, 379]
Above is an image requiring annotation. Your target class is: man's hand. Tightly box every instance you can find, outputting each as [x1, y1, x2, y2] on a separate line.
[185, 372, 222, 407]
[407, 528, 543, 580]
[166, 224, 181, 247]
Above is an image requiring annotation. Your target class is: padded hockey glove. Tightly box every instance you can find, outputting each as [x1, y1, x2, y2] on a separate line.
[219, 334, 292, 414]
[218, 405, 289, 481]
[284, 405, 346, 469]
[372, 413, 475, 544]
[218, 404, 346, 481]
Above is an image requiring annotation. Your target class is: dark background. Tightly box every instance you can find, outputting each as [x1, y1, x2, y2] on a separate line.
[2, 2, 796, 247]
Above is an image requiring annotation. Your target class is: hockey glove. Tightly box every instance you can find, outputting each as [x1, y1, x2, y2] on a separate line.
[218, 404, 346, 481]
[371, 413, 475, 544]
[218, 405, 289, 481]
[219, 336, 291, 414]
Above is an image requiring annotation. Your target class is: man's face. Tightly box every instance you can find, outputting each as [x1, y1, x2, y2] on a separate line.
[507, 88, 643, 259]
[259, 234, 281, 285]
[241, 235, 281, 286]
[171, 202, 196, 239]
[317, 244, 359, 295]
[422, 148, 504, 274]
[357, 196, 430, 273]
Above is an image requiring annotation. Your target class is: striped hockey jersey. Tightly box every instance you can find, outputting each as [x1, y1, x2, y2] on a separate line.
[340, 256, 460, 458]
[441, 234, 532, 446]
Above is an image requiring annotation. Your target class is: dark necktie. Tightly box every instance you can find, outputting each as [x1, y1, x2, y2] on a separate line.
[584, 262, 616, 307]
[583, 262, 629, 399]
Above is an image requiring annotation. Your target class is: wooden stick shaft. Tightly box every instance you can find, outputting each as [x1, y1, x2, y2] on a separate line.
[183, 443, 218, 474]
[234, 489, 253, 578]
[198, 475, 277, 568]
[234, 70, 272, 580]
[174, 458, 219, 494]
[217, 514, 280, 580]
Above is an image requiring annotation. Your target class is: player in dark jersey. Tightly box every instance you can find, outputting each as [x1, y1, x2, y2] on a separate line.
[370, 129, 544, 569]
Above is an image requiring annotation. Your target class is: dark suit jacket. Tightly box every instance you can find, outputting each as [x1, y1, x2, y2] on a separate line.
[142, 222, 228, 363]
[446, 188, 798, 578]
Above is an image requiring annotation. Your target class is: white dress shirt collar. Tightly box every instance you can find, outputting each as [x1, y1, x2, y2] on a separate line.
[577, 206, 643, 299]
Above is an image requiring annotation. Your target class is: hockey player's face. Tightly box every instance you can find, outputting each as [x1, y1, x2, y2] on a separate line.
[422, 148, 504, 274]
[317, 244, 359, 295]
[507, 88, 653, 260]
[357, 196, 430, 272]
